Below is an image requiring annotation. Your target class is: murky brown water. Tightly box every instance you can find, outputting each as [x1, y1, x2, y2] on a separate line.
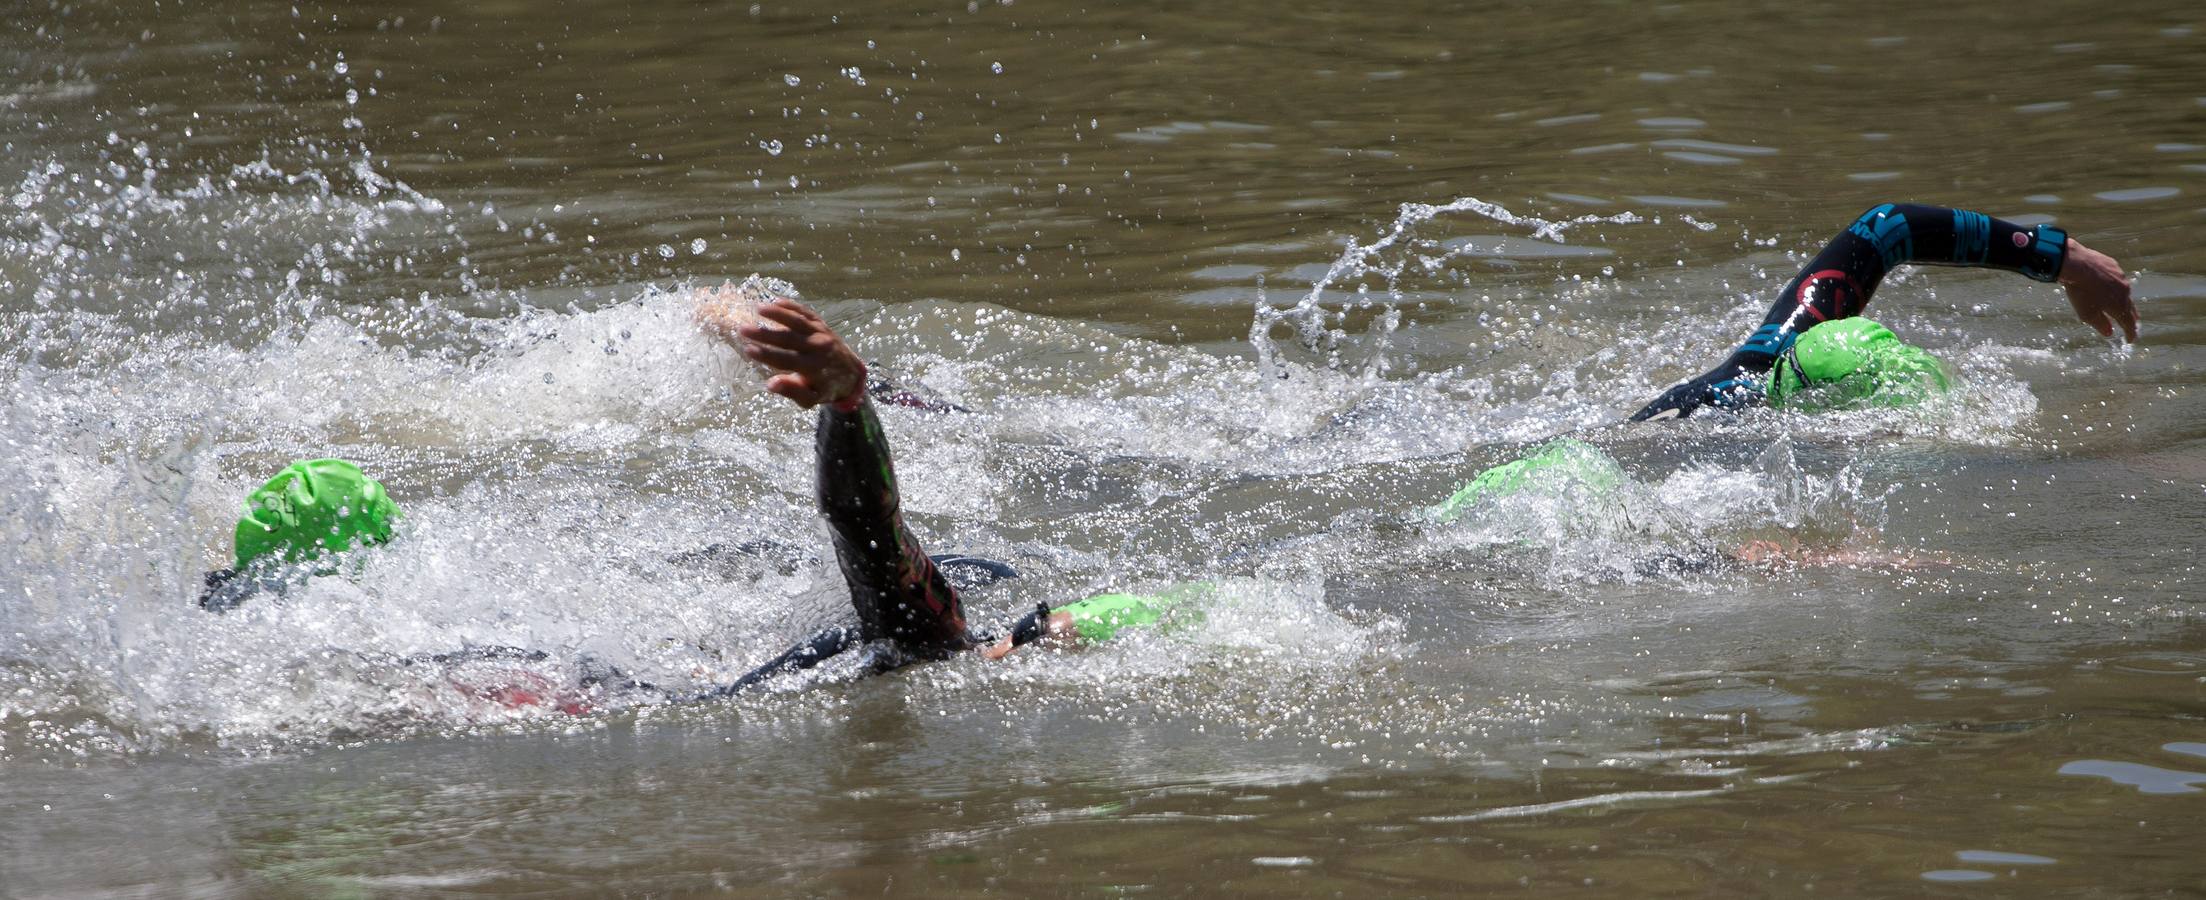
[4, 1, 2204, 896]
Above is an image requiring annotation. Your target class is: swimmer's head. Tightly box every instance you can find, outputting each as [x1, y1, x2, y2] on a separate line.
[233, 459, 401, 570]
[1767, 318, 1950, 411]
[1429, 438, 1626, 523]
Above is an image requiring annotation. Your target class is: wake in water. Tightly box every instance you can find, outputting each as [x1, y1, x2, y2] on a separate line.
[0, 113, 2049, 761]
[1248, 196, 1665, 378]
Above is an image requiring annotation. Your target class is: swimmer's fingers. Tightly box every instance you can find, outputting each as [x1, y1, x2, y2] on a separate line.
[739, 329, 857, 389]
[694, 301, 749, 344]
[738, 339, 812, 371]
[2058, 239, 2139, 343]
[2065, 292, 2119, 340]
[1630, 379, 1709, 421]
[741, 304, 845, 357]
[739, 300, 866, 407]
[739, 340, 857, 400]
[755, 298, 827, 331]
[762, 372, 829, 408]
[739, 317, 846, 363]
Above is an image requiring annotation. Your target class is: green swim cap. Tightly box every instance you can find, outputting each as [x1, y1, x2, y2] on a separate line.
[1766, 318, 1950, 411]
[1058, 582, 1216, 643]
[1429, 438, 1625, 523]
[233, 459, 400, 570]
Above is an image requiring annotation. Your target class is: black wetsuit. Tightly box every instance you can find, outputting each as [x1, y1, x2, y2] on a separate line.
[692, 395, 1033, 699]
[1631, 203, 2069, 420]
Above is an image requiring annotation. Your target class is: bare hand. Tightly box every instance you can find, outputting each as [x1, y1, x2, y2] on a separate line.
[2059, 238, 2138, 342]
[977, 612, 1077, 661]
[706, 298, 866, 408]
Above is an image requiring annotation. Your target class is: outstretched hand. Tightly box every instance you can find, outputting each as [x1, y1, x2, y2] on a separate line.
[2059, 238, 2138, 342]
[699, 297, 867, 408]
[1631, 380, 1710, 421]
[1629, 362, 1759, 421]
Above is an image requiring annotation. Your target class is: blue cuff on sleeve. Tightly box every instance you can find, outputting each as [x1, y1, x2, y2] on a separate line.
[2026, 225, 2068, 283]
[1736, 322, 1796, 359]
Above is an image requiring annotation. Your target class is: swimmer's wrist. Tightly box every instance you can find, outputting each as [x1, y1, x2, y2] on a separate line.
[2054, 237, 2086, 285]
[1007, 602, 1053, 648]
[2023, 225, 2068, 283]
[829, 361, 869, 412]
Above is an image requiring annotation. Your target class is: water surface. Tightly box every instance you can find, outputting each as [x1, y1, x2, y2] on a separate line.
[4, 1, 2205, 895]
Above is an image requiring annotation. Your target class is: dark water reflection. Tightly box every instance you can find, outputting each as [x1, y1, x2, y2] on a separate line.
[4, 0, 2205, 896]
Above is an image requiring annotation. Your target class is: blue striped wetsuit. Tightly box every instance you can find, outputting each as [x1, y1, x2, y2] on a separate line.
[1631, 203, 2069, 420]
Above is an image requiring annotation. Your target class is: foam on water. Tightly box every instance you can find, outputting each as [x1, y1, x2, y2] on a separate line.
[0, 287, 1411, 753]
[0, 129, 2055, 760]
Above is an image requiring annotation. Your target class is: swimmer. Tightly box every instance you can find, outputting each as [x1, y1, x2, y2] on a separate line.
[1426, 437, 1953, 576]
[198, 458, 401, 613]
[1435, 314, 1988, 569]
[197, 295, 1197, 714]
[687, 294, 1201, 692]
[1631, 202, 2135, 420]
[1430, 204, 2134, 568]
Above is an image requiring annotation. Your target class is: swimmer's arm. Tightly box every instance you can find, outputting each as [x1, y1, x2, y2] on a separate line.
[1632, 203, 2132, 420]
[977, 589, 1200, 659]
[1730, 537, 1958, 571]
[704, 292, 972, 653]
[692, 626, 862, 699]
[978, 609, 1078, 660]
[814, 396, 973, 652]
[1836, 204, 2133, 341]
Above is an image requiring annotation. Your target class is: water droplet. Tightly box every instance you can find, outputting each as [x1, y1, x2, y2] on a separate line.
[344, 89, 358, 105]
[333, 61, 348, 75]
[991, 61, 1004, 74]
[690, 238, 707, 255]
[657, 244, 676, 258]
[951, 248, 962, 261]
[783, 73, 801, 87]
[760, 139, 783, 156]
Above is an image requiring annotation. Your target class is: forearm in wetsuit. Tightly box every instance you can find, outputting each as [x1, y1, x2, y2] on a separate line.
[816, 396, 972, 658]
[707, 599, 1048, 697]
[681, 625, 862, 700]
[684, 397, 973, 700]
[1631, 203, 2070, 420]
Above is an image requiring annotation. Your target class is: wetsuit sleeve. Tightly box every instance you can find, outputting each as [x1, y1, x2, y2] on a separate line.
[816, 396, 971, 657]
[1630, 202, 2069, 420]
[198, 569, 251, 612]
[693, 626, 861, 699]
[197, 566, 287, 612]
